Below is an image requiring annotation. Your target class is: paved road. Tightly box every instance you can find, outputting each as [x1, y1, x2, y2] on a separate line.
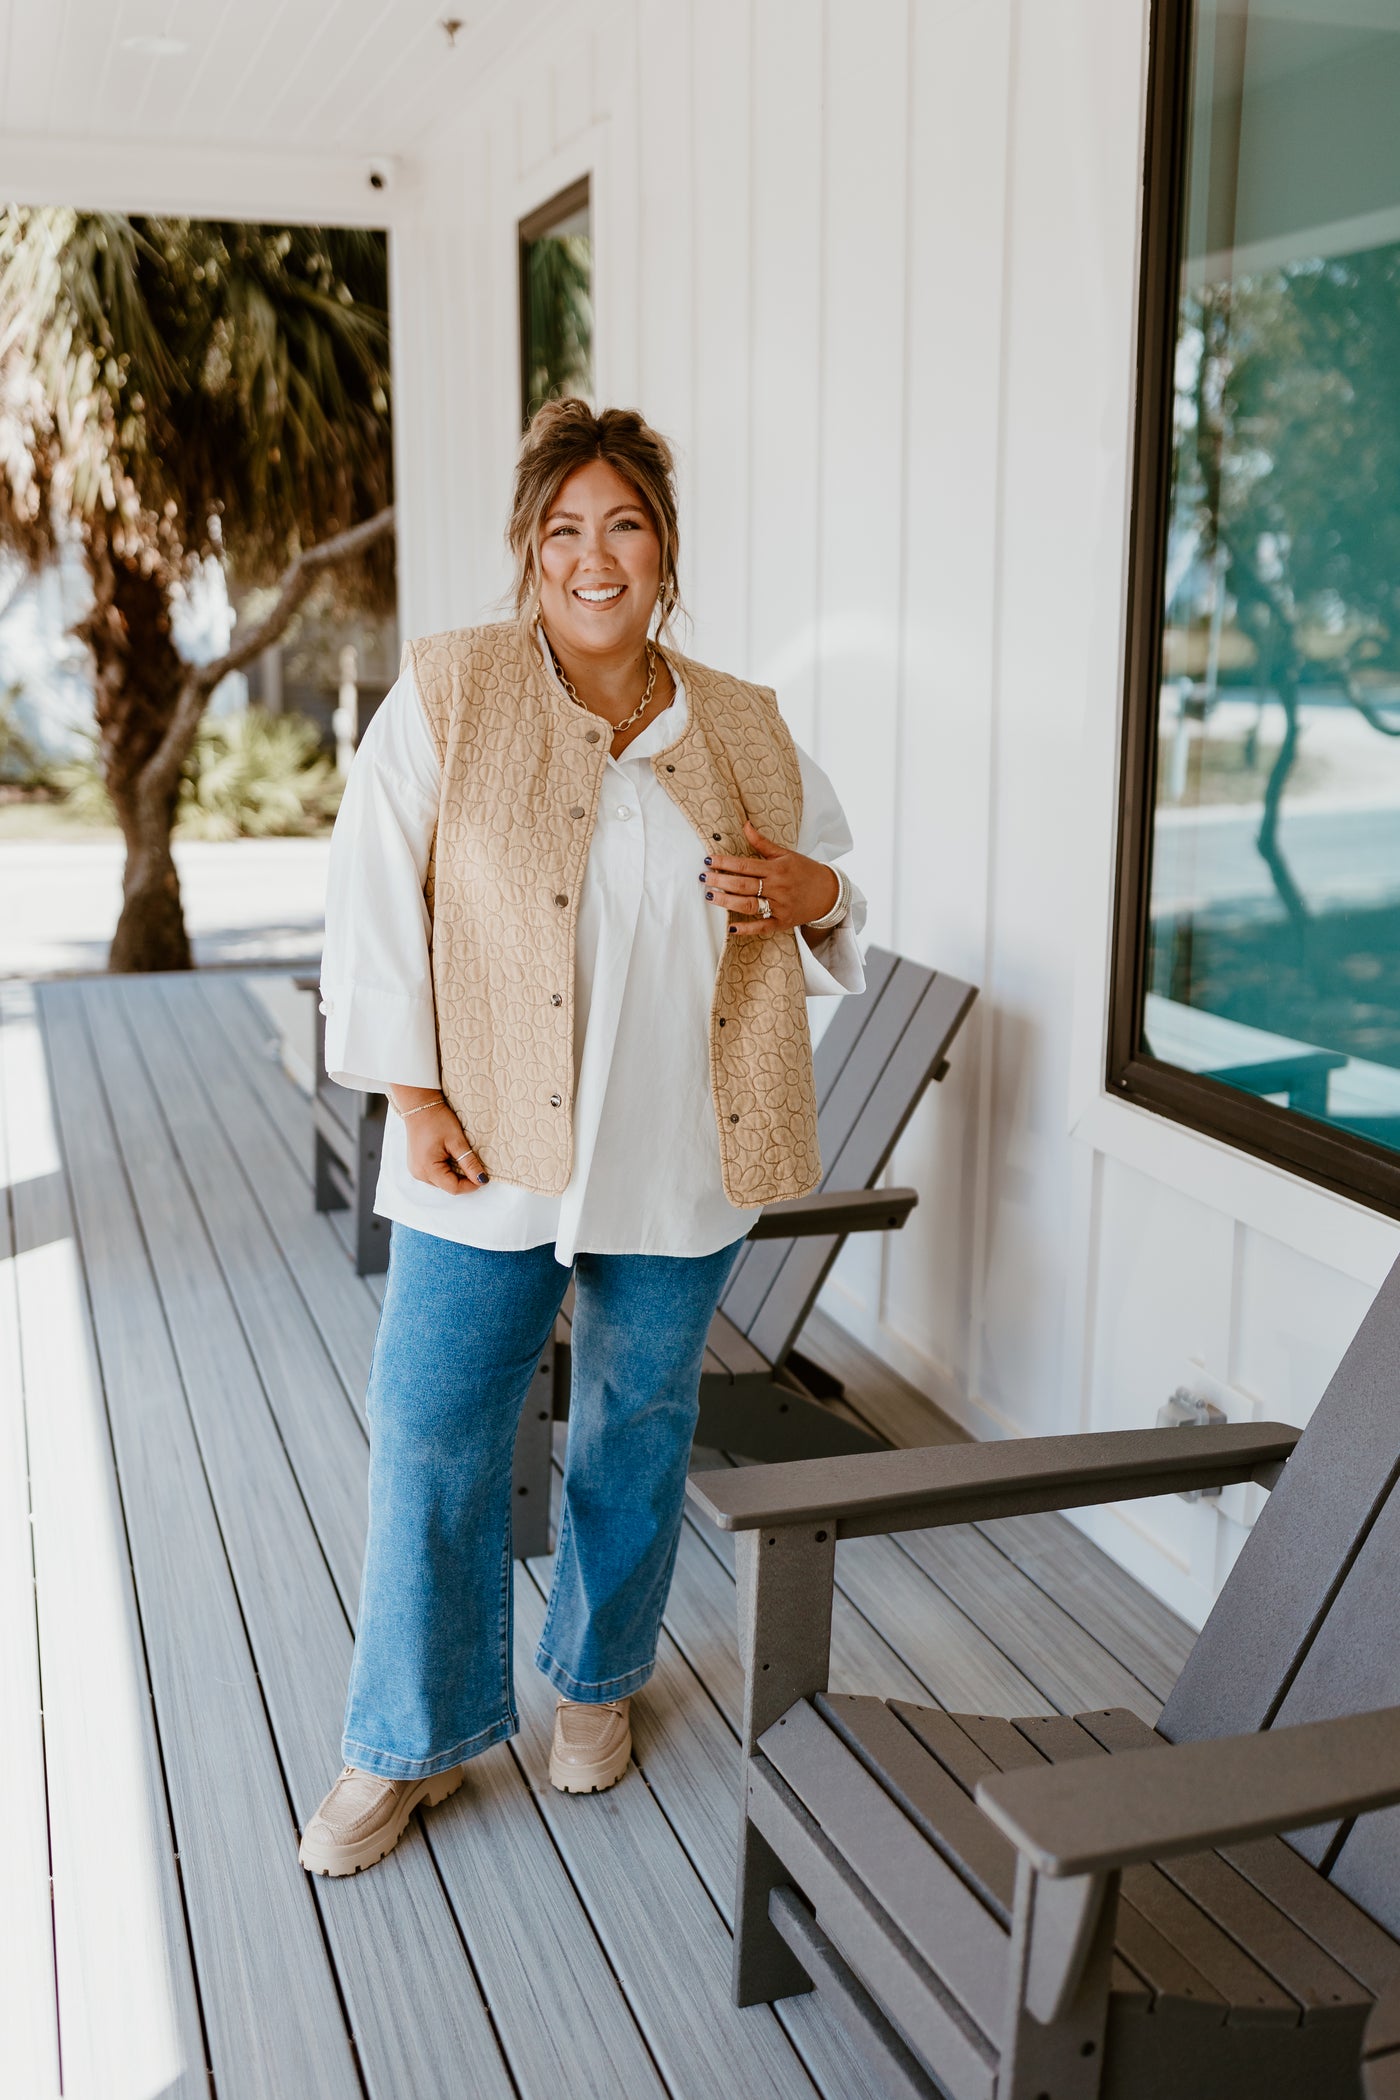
[1152, 800, 1400, 917]
[0, 836, 331, 978]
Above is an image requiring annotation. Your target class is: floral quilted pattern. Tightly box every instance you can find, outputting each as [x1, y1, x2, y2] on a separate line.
[411, 622, 821, 1207]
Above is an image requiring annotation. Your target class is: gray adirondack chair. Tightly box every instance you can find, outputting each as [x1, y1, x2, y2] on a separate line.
[523, 949, 978, 1553]
[686, 1251, 1400, 2100]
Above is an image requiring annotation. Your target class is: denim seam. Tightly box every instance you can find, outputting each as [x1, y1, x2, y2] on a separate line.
[342, 1709, 518, 1779]
[534, 1648, 656, 1697]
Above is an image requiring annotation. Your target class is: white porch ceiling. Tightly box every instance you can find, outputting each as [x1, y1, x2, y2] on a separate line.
[0, 0, 556, 218]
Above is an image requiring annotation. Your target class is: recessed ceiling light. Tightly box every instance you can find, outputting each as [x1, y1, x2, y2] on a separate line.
[121, 34, 189, 58]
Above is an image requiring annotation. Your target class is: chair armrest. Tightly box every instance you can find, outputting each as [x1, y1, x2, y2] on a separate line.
[746, 1187, 919, 1239]
[976, 1706, 1400, 1878]
[683, 1421, 1300, 1539]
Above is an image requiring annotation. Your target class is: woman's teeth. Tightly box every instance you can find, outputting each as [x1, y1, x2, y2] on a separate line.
[575, 586, 624, 602]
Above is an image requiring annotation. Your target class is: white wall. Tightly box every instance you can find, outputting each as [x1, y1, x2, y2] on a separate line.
[391, 0, 1400, 1626]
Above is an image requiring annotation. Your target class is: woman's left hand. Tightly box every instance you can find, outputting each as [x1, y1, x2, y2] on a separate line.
[702, 819, 841, 938]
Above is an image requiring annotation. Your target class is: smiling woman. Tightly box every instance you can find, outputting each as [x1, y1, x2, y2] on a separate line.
[303, 398, 863, 1879]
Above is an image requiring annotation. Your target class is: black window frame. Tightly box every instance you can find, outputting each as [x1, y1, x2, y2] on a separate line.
[1107, 0, 1400, 1222]
[517, 175, 592, 431]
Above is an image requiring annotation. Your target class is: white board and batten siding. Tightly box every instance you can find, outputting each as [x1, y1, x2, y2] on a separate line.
[383, 0, 1400, 1630]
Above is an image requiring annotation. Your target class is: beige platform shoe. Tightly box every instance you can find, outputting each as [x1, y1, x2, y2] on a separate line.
[548, 1694, 632, 1793]
[298, 1763, 465, 1877]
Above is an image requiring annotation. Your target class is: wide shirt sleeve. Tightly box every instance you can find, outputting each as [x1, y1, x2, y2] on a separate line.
[319, 664, 443, 1093]
[794, 743, 867, 996]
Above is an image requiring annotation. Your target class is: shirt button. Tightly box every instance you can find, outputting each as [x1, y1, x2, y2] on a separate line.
[585, 729, 601, 744]
[616, 805, 632, 821]
[569, 805, 585, 819]
[551, 993, 563, 1007]
[550, 1093, 563, 1107]
[318, 1000, 330, 1015]
[554, 893, 568, 907]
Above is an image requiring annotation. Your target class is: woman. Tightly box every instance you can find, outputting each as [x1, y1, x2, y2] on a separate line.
[300, 400, 864, 1877]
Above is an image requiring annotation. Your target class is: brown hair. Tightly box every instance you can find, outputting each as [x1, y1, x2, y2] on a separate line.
[507, 399, 683, 635]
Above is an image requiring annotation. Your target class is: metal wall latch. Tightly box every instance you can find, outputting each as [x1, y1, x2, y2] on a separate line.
[1156, 1388, 1227, 1500]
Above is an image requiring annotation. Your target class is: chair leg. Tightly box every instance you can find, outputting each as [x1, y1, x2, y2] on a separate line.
[512, 1344, 556, 1559]
[734, 1813, 813, 2006]
[353, 1099, 389, 1276]
[313, 1126, 344, 1214]
[729, 1523, 837, 2006]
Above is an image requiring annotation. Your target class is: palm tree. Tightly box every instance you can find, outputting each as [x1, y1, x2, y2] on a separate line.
[0, 209, 395, 971]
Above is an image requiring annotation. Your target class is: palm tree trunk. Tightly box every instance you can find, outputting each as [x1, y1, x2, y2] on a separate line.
[81, 525, 193, 973]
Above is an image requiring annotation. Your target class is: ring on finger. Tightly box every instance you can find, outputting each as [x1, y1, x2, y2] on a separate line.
[757, 895, 773, 920]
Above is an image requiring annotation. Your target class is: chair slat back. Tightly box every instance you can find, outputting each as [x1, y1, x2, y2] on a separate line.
[720, 951, 976, 1370]
[1262, 1443, 1400, 1927]
[720, 945, 915, 1330]
[1158, 1253, 1400, 1757]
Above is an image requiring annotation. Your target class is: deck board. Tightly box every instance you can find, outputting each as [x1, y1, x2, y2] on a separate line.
[4, 985, 209, 2100]
[82, 978, 514, 2100]
[4, 971, 1199, 2098]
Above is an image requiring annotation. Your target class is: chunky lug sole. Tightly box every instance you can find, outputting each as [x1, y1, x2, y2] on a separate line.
[549, 1718, 632, 1795]
[298, 1765, 464, 1878]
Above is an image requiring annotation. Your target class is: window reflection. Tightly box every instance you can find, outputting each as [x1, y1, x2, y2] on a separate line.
[519, 184, 592, 428]
[1145, 0, 1400, 1153]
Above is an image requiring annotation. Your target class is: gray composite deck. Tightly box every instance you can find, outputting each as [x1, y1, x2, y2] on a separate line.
[0, 971, 1197, 2100]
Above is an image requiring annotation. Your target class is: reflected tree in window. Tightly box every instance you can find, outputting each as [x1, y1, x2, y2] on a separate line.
[520, 187, 592, 427]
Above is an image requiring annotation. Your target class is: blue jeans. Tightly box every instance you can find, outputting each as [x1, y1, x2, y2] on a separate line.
[342, 1226, 745, 1779]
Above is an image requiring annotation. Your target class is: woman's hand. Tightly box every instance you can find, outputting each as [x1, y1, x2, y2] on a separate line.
[701, 819, 841, 939]
[388, 1086, 490, 1193]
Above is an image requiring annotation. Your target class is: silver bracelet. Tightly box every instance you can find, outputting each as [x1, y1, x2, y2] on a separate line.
[391, 1093, 445, 1119]
[805, 863, 850, 933]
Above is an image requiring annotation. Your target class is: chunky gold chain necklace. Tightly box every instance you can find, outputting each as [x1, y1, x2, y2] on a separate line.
[548, 638, 658, 735]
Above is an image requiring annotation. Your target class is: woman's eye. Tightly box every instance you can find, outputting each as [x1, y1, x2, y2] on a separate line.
[611, 519, 641, 532]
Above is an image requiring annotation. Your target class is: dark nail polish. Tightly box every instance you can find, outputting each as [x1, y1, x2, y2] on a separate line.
[704, 856, 712, 866]
[705, 890, 713, 900]
[478, 1172, 490, 1183]
[697, 872, 706, 882]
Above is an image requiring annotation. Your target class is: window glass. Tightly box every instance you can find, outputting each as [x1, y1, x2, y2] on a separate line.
[1143, 0, 1400, 1156]
[519, 185, 592, 427]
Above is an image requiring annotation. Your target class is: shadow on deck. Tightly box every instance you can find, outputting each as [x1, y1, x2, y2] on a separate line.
[0, 972, 1194, 2100]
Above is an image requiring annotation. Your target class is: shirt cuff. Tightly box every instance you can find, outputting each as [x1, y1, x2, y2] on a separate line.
[799, 916, 865, 996]
[321, 982, 441, 1093]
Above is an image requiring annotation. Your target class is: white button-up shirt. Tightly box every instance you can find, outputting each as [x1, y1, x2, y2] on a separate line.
[320, 637, 866, 1264]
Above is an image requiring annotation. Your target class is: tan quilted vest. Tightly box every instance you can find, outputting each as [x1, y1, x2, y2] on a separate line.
[409, 620, 821, 1207]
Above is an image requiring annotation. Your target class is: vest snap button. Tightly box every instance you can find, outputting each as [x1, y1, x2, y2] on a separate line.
[550, 1093, 563, 1107]
[554, 893, 568, 907]
[665, 764, 675, 773]
[729, 1113, 740, 1124]
[585, 729, 601, 744]
[718, 1017, 726, 1027]
[551, 993, 563, 1007]
[569, 805, 585, 819]
[712, 833, 721, 842]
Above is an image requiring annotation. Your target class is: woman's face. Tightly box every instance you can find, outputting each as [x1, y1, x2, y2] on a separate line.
[537, 458, 661, 660]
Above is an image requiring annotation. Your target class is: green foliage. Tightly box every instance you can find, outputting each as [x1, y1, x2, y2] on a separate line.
[1175, 244, 1400, 687]
[522, 233, 593, 425]
[0, 685, 51, 787]
[0, 208, 394, 606]
[49, 707, 341, 837]
[177, 707, 342, 838]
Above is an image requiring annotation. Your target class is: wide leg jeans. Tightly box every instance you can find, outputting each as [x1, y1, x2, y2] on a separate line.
[341, 1224, 745, 1779]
